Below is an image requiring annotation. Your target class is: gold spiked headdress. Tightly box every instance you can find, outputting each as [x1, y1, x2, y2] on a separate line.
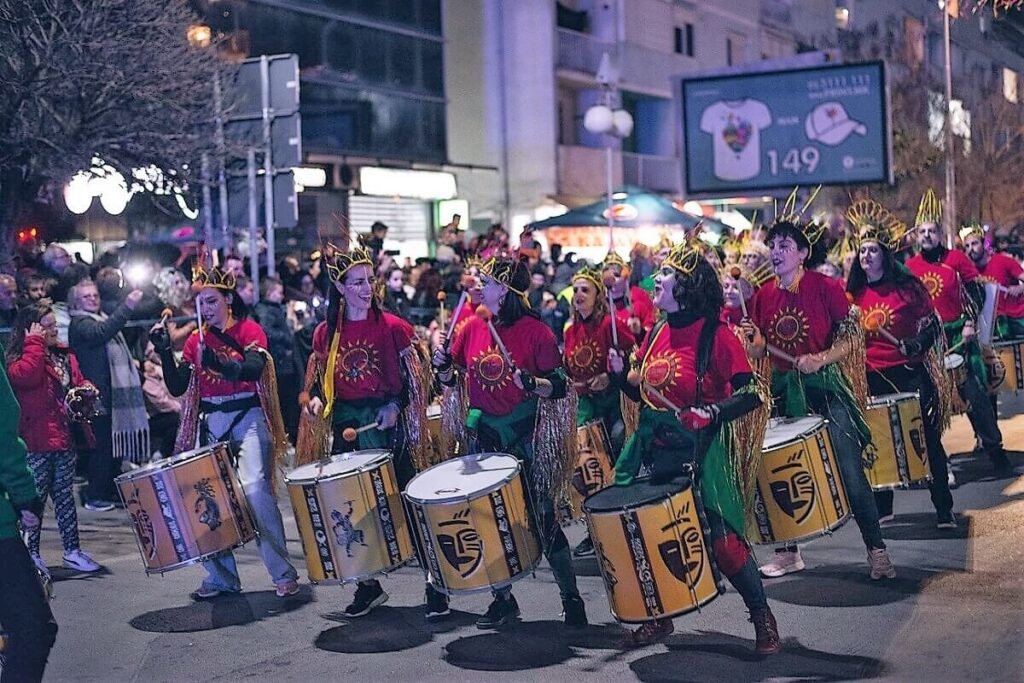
[915, 188, 942, 227]
[601, 251, 629, 272]
[662, 239, 704, 276]
[572, 265, 606, 295]
[959, 221, 985, 243]
[192, 262, 236, 291]
[772, 186, 826, 245]
[846, 199, 908, 251]
[326, 245, 374, 282]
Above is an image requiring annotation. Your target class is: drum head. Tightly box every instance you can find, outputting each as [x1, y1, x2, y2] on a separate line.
[583, 476, 692, 513]
[116, 442, 228, 481]
[945, 353, 964, 370]
[405, 452, 518, 503]
[286, 449, 390, 483]
[763, 416, 826, 450]
[868, 391, 918, 406]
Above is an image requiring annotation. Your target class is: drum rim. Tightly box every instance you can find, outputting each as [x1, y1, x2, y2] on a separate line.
[140, 533, 257, 575]
[115, 442, 232, 482]
[403, 452, 521, 504]
[762, 415, 829, 451]
[307, 556, 414, 586]
[610, 587, 722, 624]
[284, 449, 393, 484]
[867, 391, 920, 406]
[869, 474, 933, 491]
[581, 475, 692, 514]
[752, 512, 851, 545]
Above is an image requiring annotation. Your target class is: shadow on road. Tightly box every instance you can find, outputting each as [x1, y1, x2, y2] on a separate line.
[880, 512, 970, 541]
[444, 621, 625, 671]
[630, 631, 885, 681]
[129, 586, 314, 633]
[764, 564, 938, 608]
[315, 606, 477, 654]
[48, 566, 112, 582]
[948, 450, 1022, 486]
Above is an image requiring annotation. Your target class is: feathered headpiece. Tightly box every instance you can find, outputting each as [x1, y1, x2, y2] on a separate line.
[192, 262, 236, 291]
[326, 245, 374, 282]
[663, 239, 704, 276]
[773, 186, 826, 246]
[916, 188, 942, 227]
[959, 221, 986, 243]
[846, 199, 908, 252]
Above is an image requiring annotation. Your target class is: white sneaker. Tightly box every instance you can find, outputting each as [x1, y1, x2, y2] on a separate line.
[63, 549, 101, 572]
[878, 513, 896, 526]
[758, 549, 805, 578]
[948, 466, 958, 489]
[868, 547, 896, 580]
[30, 553, 49, 576]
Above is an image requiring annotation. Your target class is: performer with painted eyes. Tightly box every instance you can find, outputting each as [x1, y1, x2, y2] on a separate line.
[561, 266, 636, 558]
[845, 200, 956, 530]
[151, 263, 299, 602]
[607, 239, 778, 652]
[905, 190, 1008, 475]
[602, 252, 657, 338]
[742, 196, 895, 582]
[432, 256, 587, 630]
[296, 245, 437, 620]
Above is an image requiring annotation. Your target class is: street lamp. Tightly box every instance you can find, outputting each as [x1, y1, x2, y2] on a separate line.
[584, 53, 633, 252]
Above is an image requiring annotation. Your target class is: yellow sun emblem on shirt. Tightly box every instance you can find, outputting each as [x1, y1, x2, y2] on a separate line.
[920, 272, 943, 300]
[642, 348, 686, 391]
[338, 340, 381, 383]
[568, 338, 601, 377]
[862, 302, 894, 338]
[473, 345, 512, 392]
[769, 306, 810, 352]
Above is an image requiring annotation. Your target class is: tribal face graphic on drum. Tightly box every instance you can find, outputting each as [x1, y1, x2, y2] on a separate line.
[438, 509, 483, 578]
[126, 485, 157, 561]
[909, 416, 927, 464]
[657, 503, 705, 586]
[578, 455, 608, 494]
[768, 451, 816, 524]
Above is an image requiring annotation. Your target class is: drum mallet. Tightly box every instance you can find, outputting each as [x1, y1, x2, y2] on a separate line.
[729, 267, 750, 320]
[865, 319, 901, 346]
[342, 423, 380, 442]
[477, 306, 516, 370]
[602, 272, 620, 348]
[437, 291, 449, 330]
[767, 344, 797, 365]
[442, 291, 469, 352]
[645, 383, 682, 415]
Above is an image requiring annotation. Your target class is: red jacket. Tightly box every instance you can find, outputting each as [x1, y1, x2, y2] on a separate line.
[7, 336, 95, 453]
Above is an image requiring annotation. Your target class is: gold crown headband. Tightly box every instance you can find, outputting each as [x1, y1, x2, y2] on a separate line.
[846, 199, 908, 252]
[916, 188, 942, 227]
[572, 265, 606, 295]
[481, 258, 528, 297]
[773, 185, 826, 245]
[326, 244, 373, 282]
[192, 262, 236, 291]
[959, 222, 986, 242]
[663, 240, 704, 275]
[601, 251, 629, 272]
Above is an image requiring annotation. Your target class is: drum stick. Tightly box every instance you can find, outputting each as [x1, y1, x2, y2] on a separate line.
[195, 297, 204, 345]
[766, 344, 796, 365]
[947, 339, 966, 355]
[437, 291, 448, 330]
[160, 307, 173, 327]
[477, 306, 516, 369]
[644, 383, 682, 414]
[342, 423, 379, 442]
[729, 267, 749, 320]
[864, 318, 901, 346]
[443, 291, 469, 351]
[602, 272, 619, 348]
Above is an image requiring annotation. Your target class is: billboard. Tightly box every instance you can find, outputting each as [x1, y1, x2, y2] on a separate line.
[679, 61, 891, 195]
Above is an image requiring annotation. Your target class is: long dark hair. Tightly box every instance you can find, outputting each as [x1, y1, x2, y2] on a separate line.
[671, 259, 724, 321]
[846, 242, 931, 310]
[767, 220, 828, 269]
[6, 302, 55, 361]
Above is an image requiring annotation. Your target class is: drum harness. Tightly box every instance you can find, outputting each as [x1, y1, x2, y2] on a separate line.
[198, 327, 262, 449]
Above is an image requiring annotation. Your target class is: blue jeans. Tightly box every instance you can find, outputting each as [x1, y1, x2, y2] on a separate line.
[199, 400, 297, 591]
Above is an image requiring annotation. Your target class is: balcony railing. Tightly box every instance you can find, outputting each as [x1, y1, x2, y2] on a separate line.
[556, 28, 609, 75]
[622, 152, 681, 194]
[557, 144, 622, 198]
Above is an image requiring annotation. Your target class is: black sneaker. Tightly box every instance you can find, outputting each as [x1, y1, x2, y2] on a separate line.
[989, 448, 1012, 475]
[425, 584, 450, 622]
[476, 595, 520, 629]
[562, 595, 588, 627]
[343, 581, 388, 618]
[936, 512, 958, 530]
[572, 536, 596, 558]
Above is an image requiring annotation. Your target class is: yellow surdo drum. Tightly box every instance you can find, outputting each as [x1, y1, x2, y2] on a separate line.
[583, 477, 722, 623]
[863, 392, 931, 490]
[561, 420, 616, 523]
[404, 453, 541, 594]
[286, 449, 414, 584]
[115, 442, 255, 574]
[751, 416, 850, 545]
[994, 340, 1024, 392]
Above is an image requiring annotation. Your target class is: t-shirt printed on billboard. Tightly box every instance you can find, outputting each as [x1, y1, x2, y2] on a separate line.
[699, 99, 772, 182]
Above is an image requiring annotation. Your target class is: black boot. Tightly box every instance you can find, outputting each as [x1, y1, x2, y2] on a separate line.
[476, 594, 520, 629]
[424, 583, 450, 622]
[562, 595, 588, 627]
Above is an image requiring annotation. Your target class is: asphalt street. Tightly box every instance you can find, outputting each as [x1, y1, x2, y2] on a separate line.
[31, 401, 1024, 683]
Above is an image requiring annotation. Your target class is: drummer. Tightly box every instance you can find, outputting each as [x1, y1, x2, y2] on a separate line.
[845, 201, 956, 529]
[905, 191, 1009, 474]
[603, 252, 657, 338]
[961, 222, 1024, 340]
[608, 240, 779, 652]
[562, 266, 635, 558]
[151, 263, 300, 601]
[296, 245, 439, 620]
[432, 255, 587, 629]
[743, 210, 895, 581]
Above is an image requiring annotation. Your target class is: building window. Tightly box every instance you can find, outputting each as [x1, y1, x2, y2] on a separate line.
[1004, 68, 1019, 103]
[674, 24, 694, 57]
[727, 32, 746, 66]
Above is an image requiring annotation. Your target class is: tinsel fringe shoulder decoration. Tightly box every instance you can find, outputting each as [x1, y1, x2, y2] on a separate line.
[295, 353, 329, 467]
[439, 375, 469, 460]
[728, 326, 772, 527]
[620, 392, 640, 440]
[836, 305, 870, 415]
[399, 343, 434, 471]
[531, 376, 580, 505]
[922, 315, 955, 432]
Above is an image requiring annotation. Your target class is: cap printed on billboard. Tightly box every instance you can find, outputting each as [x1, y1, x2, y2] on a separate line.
[804, 102, 867, 146]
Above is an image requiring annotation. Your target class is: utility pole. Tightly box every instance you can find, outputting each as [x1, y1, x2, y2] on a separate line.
[943, 0, 957, 247]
